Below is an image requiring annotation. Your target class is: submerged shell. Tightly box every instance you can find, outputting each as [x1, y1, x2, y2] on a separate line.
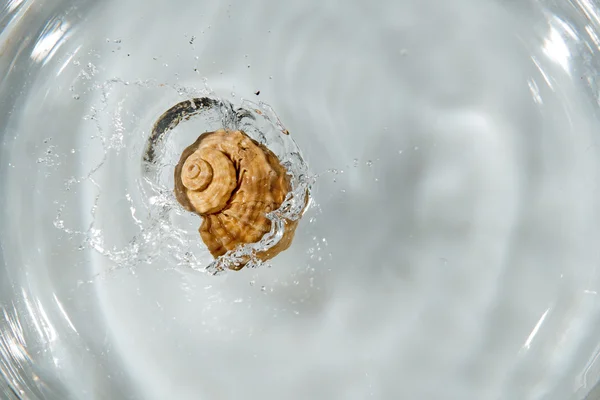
[174, 129, 301, 269]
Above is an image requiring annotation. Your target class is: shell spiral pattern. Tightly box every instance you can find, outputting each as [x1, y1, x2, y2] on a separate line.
[142, 96, 310, 272]
[174, 129, 301, 269]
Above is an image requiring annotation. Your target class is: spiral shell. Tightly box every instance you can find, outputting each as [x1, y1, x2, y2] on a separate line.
[174, 129, 301, 269]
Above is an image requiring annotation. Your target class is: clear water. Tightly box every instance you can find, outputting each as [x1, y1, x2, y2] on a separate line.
[3, 0, 600, 399]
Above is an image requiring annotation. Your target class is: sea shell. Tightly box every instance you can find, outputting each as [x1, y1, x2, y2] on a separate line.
[174, 129, 301, 270]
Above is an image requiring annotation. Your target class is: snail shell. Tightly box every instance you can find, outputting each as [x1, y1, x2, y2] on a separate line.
[174, 129, 301, 270]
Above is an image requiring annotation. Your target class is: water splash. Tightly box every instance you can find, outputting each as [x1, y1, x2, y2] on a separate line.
[53, 79, 311, 276]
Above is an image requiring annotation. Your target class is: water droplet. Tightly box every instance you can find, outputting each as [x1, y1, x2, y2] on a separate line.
[366, 160, 373, 166]
[398, 150, 403, 155]
[353, 158, 359, 167]
[86, 63, 98, 74]
[73, 94, 80, 100]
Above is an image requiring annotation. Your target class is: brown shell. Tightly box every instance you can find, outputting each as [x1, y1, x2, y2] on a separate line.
[174, 129, 301, 270]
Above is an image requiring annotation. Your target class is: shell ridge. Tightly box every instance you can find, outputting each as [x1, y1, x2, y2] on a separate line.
[174, 128, 305, 270]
